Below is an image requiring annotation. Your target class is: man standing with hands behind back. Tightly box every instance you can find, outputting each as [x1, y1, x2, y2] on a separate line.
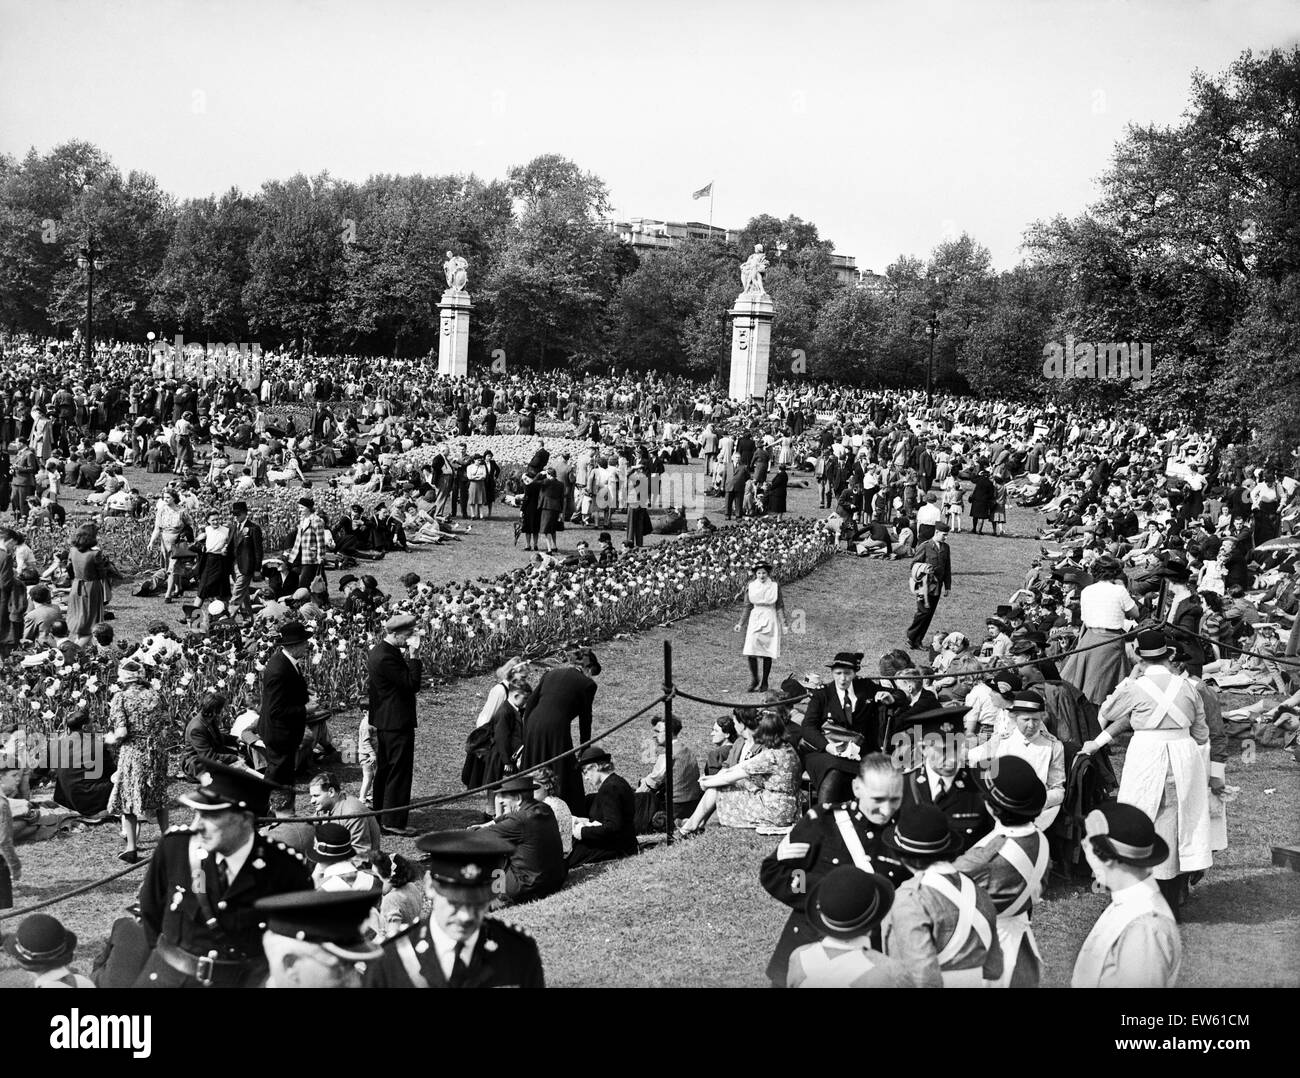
[258, 622, 317, 806]
[229, 500, 263, 621]
[368, 613, 424, 837]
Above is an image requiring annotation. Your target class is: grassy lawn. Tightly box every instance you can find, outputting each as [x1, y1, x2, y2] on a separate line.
[5, 464, 1297, 988]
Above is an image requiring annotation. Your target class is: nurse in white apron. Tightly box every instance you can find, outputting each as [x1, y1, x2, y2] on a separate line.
[1084, 629, 1212, 918]
[734, 561, 789, 694]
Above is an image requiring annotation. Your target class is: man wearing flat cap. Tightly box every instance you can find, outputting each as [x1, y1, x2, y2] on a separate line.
[367, 613, 424, 836]
[134, 760, 312, 987]
[256, 889, 383, 988]
[364, 831, 545, 988]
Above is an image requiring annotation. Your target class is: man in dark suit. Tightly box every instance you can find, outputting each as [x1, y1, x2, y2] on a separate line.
[798, 651, 906, 804]
[367, 613, 423, 836]
[480, 774, 566, 903]
[735, 430, 756, 468]
[568, 746, 637, 867]
[897, 707, 991, 853]
[229, 500, 263, 621]
[365, 831, 545, 988]
[906, 522, 953, 650]
[257, 622, 315, 803]
[725, 460, 748, 520]
[134, 761, 312, 987]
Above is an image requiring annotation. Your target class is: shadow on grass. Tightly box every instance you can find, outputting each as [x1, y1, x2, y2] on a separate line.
[1183, 869, 1300, 926]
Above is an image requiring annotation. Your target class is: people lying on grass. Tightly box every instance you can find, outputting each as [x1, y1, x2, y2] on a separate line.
[677, 711, 799, 836]
[634, 714, 702, 833]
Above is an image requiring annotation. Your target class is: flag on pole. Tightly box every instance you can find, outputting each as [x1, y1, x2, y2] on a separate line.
[692, 182, 713, 200]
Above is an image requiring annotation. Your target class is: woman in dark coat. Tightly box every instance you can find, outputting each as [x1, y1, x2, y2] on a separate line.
[969, 469, 997, 534]
[483, 680, 530, 787]
[519, 467, 543, 552]
[539, 467, 566, 553]
[483, 451, 500, 517]
[765, 463, 789, 519]
[521, 649, 600, 814]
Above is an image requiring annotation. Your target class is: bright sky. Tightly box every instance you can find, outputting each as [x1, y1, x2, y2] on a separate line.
[2, 0, 1296, 271]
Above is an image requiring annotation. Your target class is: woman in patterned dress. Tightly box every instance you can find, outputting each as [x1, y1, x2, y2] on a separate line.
[105, 659, 170, 862]
[678, 712, 799, 834]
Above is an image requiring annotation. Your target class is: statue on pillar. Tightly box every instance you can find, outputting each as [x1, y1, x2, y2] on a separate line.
[443, 251, 469, 294]
[739, 244, 769, 296]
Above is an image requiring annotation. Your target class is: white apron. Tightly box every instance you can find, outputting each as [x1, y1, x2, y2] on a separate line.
[742, 578, 783, 659]
[973, 828, 1048, 988]
[1204, 744, 1228, 853]
[1116, 675, 1212, 879]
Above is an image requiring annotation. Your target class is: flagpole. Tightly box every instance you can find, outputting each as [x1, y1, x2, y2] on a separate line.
[709, 185, 714, 236]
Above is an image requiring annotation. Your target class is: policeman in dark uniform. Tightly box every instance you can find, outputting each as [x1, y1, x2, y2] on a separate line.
[897, 707, 992, 853]
[255, 889, 384, 988]
[477, 774, 566, 904]
[364, 831, 545, 988]
[134, 759, 312, 987]
[760, 753, 912, 987]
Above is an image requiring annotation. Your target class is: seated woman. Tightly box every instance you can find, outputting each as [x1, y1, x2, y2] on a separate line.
[39, 548, 74, 592]
[704, 715, 739, 775]
[267, 451, 305, 486]
[677, 711, 799, 836]
[401, 504, 450, 545]
[182, 690, 241, 779]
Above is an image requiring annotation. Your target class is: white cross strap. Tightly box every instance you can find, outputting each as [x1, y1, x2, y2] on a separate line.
[998, 834, 1049, 917]
[834, 809, 875, 872]
[1136, 673, 1192, 729]
[923, 871, 992, 966]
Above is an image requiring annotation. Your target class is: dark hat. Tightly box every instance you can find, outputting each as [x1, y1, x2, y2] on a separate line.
[985, 616, 1010, 634]
[752, 560, 773, 574]
[416, 830, 512, 889]
[385, 613, 418, 634]
[1134, 628, 1173, 660]
[1009, 637, 1039, 657]
[882, 804, 963, 860]
[1083, 801, 1170, 868]
[1158, 562, 1192, 583]
[298, 496, 315, 509]
[982, 756, 1047, 819]
[338, 574, 359, 588]
[988, 670, 1022, 696]
[1009, 690, 1047, 714]
[231, 500, 248, 514]
[995, 604, 1014, 618]
[496, 774, 537, 795]
[3, 914, 76, 968]
[934, 522, 951, 532]
[827, 651, 864, 671]
[307, 823, 356, 864]
[278, 622, 312, 645]
[253, 890, 384, 961]
[899, 704, 970, 735]
[597, 532, 612, 543]
[804, 868, 896, 940]
[578, 745, 611, 767]
[177, 758, 283, 816]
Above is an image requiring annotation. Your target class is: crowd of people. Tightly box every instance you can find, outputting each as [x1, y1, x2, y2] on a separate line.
[0, 335, 1295, 988]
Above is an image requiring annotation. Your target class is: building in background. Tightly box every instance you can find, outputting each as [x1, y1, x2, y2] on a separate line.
[603, 216, 868, 288]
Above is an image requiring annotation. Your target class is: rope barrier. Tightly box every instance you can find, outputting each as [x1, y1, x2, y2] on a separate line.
[0, 856, 148, 922]
[673, 687, 810, 709]
[260, 692, 671, 824]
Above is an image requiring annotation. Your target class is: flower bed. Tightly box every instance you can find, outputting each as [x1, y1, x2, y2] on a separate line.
[398, 434, 593, 469]
[0, 517, 834, 739]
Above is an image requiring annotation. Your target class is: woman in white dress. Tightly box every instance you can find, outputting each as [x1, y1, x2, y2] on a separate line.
[734, 561, 789, 693]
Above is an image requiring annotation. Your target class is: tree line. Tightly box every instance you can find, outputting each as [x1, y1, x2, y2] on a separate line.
[1, 49, 1295, 455]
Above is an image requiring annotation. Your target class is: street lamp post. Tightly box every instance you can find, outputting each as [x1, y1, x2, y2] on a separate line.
[76, 233, 108, 363]
[925, 317, 938, 405]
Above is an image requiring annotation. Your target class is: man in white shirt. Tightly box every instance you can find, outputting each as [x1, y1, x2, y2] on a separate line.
[916, 493, 943, 542]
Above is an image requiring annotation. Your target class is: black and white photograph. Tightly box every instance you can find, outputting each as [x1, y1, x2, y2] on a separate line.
[0, 0, 1296, 1037]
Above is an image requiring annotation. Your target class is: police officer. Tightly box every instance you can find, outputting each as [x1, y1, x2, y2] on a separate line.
[477, 773, 567, 904]
[134, 759, 312, 987]
[898, 707, 992, 852]
[760, 753, 911, 987]
[255, 889, 384, 988]
[364, 831, 545, 988]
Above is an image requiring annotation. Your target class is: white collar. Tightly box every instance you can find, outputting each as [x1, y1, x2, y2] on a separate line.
[216, 832, 256, 882]
[1109, 874, 1159, 906]
[427, 916, 480, 973]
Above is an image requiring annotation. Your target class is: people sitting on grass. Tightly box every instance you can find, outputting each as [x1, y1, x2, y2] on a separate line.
[567, 746, 637, 868]
[634, 714, 702, 833]
[677, 710, 799, 837]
